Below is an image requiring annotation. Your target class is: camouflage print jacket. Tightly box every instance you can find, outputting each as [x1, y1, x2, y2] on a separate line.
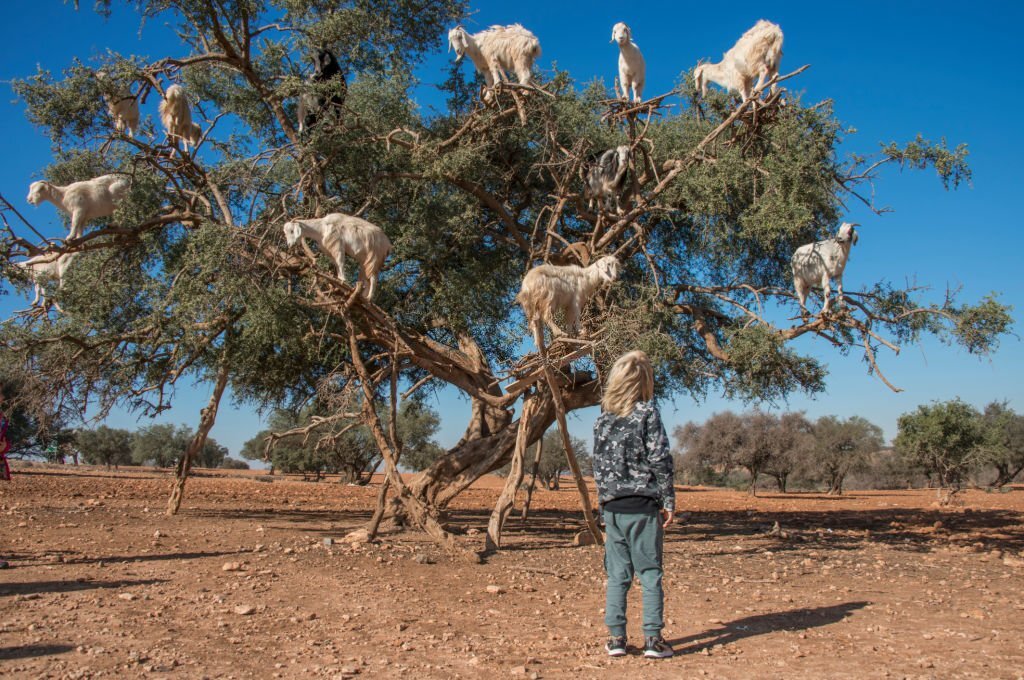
[592, 401, 675, 513]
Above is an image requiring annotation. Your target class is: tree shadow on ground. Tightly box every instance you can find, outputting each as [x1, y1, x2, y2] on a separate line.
[9, 550, 244, 568]
[0, 644, 75, 660]
[666, 601, 870, 654]
[0, 578, 167, 597]
[670, 508, 1024, 554]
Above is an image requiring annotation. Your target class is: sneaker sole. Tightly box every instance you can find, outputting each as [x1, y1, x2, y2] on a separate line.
[606, 648, 627, 657]
[643, 650, 674, 659]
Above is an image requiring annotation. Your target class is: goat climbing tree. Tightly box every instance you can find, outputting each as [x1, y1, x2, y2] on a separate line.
[0, 0, 1012, 554]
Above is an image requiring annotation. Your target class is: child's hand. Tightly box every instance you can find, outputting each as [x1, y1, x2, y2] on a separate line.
[661, 509, 674, 528]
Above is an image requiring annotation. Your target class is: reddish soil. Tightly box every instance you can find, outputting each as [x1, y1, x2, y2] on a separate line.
[2, 465, 1023, 679]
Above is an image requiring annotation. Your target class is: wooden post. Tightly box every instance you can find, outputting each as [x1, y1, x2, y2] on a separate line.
[486, 395, 536, 551]
[535, 324, 602, 545]
[166, 361, 229, 516]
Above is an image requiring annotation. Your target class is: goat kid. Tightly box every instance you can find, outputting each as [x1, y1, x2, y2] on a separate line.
[791, 222, 859, 316]
[448, 24, 542, 89]
[298, 48, 347, 133]
[517, 255, 620, 343]
[26, 174, 130, 241]
[694, 19, 783, 102]
[584, 146, 632, 214]
[97, 72, 140, 137]
[13, 251, 79, 309]
[611, 22, 645, 103]
[282, 213, 391, 300]
[159, 84, 202, 151]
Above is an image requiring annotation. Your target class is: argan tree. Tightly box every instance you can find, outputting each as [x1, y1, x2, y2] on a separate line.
[808, 415, 884, 495]
[0, 0, 1012, 555]
[895, 399, 986, 503]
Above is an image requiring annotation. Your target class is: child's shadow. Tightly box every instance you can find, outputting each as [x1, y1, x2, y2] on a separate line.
[667, 601, 869, 655]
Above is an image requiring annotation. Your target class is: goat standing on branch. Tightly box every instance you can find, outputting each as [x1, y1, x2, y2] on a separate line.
[448, 24, 542, 88]
[517, 255, 620, 344]
[13, 251, 79, 310]
[792, 222, 860, 316]
[282, 213, 391, 300]
[97, 72, 139, 137]
[26, 174, 129, 241]
[159, 84, 201, 151]
[297, 48, 347, 133]
[611, 22, 645, 103]
[584, 146, 632, 214]
[694, 19, 783, 102]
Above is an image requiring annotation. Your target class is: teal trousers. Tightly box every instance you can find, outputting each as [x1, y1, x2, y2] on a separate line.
[602, 508, 664, 637]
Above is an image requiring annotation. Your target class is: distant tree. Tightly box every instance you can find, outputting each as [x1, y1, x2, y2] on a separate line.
[220, 457, 250, 470]
[132, 423, 191, 467]
[523, 429, 590, 490]
[895, 399, 985, 503]
[809, 415, 885, 495]
[76, 425, 134, 468]
[396, 401, 446, 472]
[763, 412, 814, 493]
[978, 402, 1024, 488]
[677, 411, 780, 495]
[196, 437, 228, 468]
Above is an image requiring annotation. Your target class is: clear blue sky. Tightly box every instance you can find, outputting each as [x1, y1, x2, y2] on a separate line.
[1, 1, 1022, 459]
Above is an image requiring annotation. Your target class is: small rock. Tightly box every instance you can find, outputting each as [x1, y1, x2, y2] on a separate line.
[1003, 555, 1024, 568]
[466, 528, 481, 536]
[118, 593, 136, 601]
[222, 562, 244, 572]
[572, 530, 598, 547]
[338, 666, 360, 676]
[153, 530, 162, 539]
[234, 605, 256, 616]
[486, 585, 505, 595]
[511, 665, 527, 676]
[323, 538, 334, 547]
[413, 554, 434, 565]
[343, 529, 369, 545]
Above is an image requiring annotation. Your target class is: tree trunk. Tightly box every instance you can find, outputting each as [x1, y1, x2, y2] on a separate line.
[772, 473, 788, 493]
[991, 463, 1024, 489]
[400, 373, 600, 515]
[166, 361, 230, 516]
[747, 470, 759, 496]
[486, 396, 537, 551]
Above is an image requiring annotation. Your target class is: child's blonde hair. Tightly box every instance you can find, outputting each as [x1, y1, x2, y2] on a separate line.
[601, 350, 654, 416]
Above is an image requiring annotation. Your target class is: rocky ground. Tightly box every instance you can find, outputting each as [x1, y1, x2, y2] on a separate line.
[1, 465, 1023, 679]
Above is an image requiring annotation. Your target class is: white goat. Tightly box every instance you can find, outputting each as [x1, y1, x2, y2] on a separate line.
[611, 22, 645, 103]
[159, 84, 202, 150]
[516, 255, 620, 341]
[584, 145, 631, 214]
[13, 251, 79, 309]
[448, 24, 542, 88]
[98, 72, 140, 137]
[791, 222, 859, 316]
[282, 213, 391, 300]
[26, 174, 130, 241]
[694, 19, 784, 102]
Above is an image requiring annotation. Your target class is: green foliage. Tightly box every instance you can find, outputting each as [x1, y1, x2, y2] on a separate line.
[880, 134, 971, 190]
[978, 402, 1024, 487]
[76, 425, 135, 468]
[804, 415, 884, 494]
[0, 0, 1013, 503]
[895, 399, 986, 492]
[220, 457, 250, 470]
[132, 423, 191, 467]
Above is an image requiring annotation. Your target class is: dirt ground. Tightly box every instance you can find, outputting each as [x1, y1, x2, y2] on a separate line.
[2, 465, 1023, 679]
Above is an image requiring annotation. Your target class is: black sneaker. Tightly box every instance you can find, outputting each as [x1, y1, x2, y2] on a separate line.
[605, 635, 627, 657]
[643, 635, 674, 659]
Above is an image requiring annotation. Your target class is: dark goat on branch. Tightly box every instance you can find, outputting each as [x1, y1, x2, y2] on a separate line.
[298, 49, 347, 133]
